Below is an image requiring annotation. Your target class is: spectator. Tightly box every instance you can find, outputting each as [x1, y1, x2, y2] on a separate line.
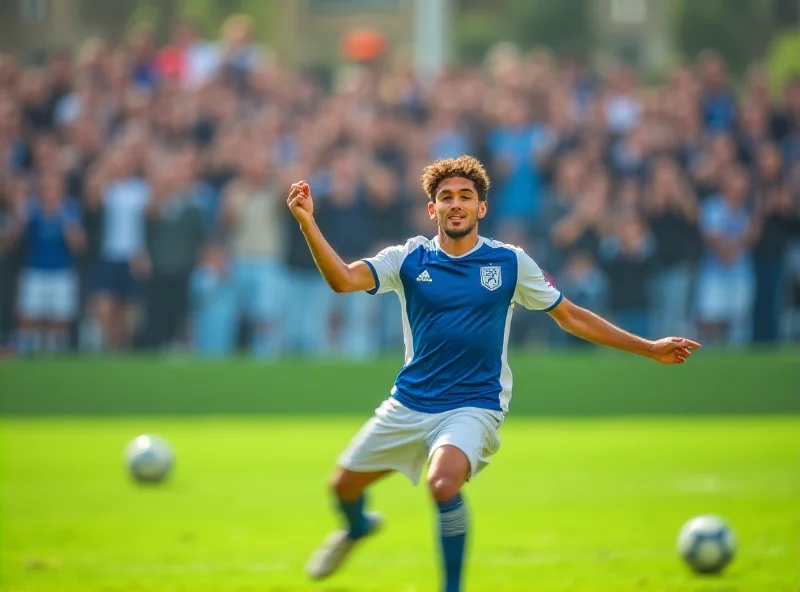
[429, 104, 472, 161]
[612, 175, 643, 218]
[697, 166, 756, 345]
[127, 28, 158, 90]
[698, 51, 737, 132]
[540, 152, 584, 268]
[556, 251, 608, 347]
[20, 68, 55, 133]
[156, 19, 219, 91]
[773, 75, 800, 144]
[604, 66, 641, 135]
[45, 47, 74, 108]
[316, 147, 378, 359]
[644, 157, 700, 337]
[674, 100, 705, 169]
[549, 166, 609, 273]
[220, 147, 286, 357]
[610, 124, 649, 179]
[751, 143, 800, 342]
[62, 116, 102, 200]
[737, 100, 770, 166]
[777, 76, 800, 166]
[284, 185, 332, 356]
[692, 132, 737, 199]
[75, 38, 108, 89]
[487, 94, 545, 227]
[0, 98, 28, 174]
[14, 170, 85, 354]
[539, 88, 581, 180]
[365, 165, 408, 350]
[55, 75, 109, 129]
[136, 152, 206, 351]
[87, 147, 150, 351]
[599, 213, 656, 338]
[219, 14, 263, 93]
[0, 176, 24, 348]
[189, 243, 237, 356]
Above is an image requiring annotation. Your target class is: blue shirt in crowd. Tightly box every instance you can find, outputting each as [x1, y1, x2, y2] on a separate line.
[700, 195, 753, 277]
[25, 199, 81, 271]
[487, 125, 547, 220]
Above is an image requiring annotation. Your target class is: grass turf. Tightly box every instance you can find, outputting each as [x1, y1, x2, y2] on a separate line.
[1, 416, 798, 592]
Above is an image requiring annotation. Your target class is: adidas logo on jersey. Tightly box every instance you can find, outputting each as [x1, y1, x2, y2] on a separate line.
[416, 270, 433, 283]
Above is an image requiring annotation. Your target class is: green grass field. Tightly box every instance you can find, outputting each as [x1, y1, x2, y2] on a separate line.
[2, 416, 798, 592]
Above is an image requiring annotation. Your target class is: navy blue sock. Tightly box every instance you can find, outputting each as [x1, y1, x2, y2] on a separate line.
[437, 493, 468, 592]
[338, 495, 369, 539]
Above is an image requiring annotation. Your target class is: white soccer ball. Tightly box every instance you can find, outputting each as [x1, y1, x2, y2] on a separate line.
[677, 515, 736, 574]
[124, 434, 174, 484]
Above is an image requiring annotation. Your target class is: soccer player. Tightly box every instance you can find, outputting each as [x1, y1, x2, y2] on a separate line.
[287, 156, 699, 592]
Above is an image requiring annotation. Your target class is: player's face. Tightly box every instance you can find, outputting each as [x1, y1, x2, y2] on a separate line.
[429, 177, 486, 239]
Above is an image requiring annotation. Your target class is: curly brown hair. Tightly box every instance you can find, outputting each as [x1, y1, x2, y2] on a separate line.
[420, 155, 491, 202]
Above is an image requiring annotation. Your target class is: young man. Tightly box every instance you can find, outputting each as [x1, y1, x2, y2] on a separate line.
[15, 171, 86, 354]
[287, 155, 699, 592]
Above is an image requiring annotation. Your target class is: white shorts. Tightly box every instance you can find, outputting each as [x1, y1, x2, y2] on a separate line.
[338, 397, 504, 485]
[18, 269, 78, 321]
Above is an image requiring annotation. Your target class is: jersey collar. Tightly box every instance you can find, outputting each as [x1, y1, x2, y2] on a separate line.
[432, 235, 485, 259]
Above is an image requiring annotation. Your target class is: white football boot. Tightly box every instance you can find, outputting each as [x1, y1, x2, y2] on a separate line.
[305, 512, 383, 580]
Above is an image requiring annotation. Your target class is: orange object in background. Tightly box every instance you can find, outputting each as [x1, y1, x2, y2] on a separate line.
[341, 29, 387, 62]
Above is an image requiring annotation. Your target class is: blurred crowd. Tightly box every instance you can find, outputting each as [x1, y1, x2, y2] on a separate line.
[1, 17, 799, 358]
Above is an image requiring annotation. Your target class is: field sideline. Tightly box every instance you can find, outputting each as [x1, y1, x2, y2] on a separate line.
[2, 416, 798, 592]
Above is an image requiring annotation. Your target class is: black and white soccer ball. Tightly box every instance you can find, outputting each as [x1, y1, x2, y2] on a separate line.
[124, 434, 174, 484]
[677, 515, 736, 574]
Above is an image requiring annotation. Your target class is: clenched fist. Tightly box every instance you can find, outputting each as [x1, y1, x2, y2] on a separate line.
[287, 181, 314, 226]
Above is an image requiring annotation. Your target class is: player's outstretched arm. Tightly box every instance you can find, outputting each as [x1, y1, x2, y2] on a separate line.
[547, 297, 700, 364]
[287, 181, 376, 293]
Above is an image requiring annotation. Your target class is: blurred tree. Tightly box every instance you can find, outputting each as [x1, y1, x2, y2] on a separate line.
[130, 0, 275, 45]
[454, 0, 591, 63]
[454, 9, 509, 63]
[79, 0, 141, 41]
[508, 0, 592, 55]
[673, 0, 798, 77]
[767, 33, 800, 95]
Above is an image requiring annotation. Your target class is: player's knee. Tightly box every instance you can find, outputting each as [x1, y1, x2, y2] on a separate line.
[427, 473, 462, 503]
[330, 470, 360, 501]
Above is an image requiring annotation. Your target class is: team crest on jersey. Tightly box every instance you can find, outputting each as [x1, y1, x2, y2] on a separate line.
[480, 266, 502, 291]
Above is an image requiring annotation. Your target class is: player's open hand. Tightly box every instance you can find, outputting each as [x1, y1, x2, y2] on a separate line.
[647, 337, 701, 365]
[287, 181, 313, 225]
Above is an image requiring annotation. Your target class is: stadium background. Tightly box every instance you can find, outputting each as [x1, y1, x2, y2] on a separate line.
[1, 1, 799, 591]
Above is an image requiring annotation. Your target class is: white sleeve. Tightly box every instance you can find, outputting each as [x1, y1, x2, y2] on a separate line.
[361, 244, 406, 295]
[512, 248, 563, 311]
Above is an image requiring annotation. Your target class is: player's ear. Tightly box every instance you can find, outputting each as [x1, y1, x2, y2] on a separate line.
[427, 200, 436, 220]
[477, 200, 487, 219]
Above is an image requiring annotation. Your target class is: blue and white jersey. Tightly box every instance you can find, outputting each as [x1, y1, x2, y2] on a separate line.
[363, 235, 562, 415]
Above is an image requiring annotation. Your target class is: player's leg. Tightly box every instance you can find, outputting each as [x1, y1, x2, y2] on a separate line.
[306, 398, 431, 580]
[306, 467, 392, 580]
[330, 467, 391, 538]
[426, 409, 503, 592]
[427, 445, 471, 592]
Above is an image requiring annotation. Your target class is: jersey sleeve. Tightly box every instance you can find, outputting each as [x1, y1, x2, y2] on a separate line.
[361, 244, 407, 295]
[361, 236, 427, 295]
[512, 248, 563, 311]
